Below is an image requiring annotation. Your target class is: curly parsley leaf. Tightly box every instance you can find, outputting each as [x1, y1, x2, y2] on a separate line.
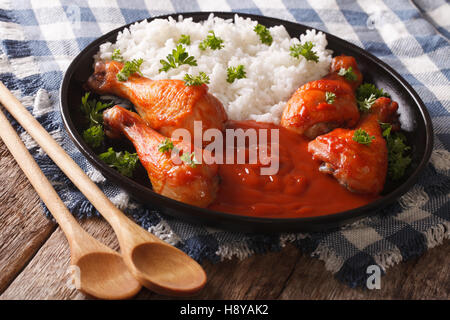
[199, 31, 224, 51]
[353, 128, 375, 145]
[178, 34, 191, 45]
[325, 92, 336, 104]
[357, 83, 390, 100]
[337, 67, 357, 81]
[99, 147, 139, 177]
[254, 24, 273, 45]
[180, 151, 199, 168]
[356, 83, 390, 112]
[380, 123, 412, 180]
[158, 138, 175, 153]
[159, 45, 198, 72]
[358, 93, 377, 112]
[111, 49, 124, 62]
[80, 92, 112, 127]
[289, 42, 319, 62]
[82, 125, 104, 148]
[184, 72, 210, 86]
[116, 58, 144, 81]
[226, 65, 246, 83]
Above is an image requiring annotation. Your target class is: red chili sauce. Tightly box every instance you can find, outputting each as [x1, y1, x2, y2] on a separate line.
[208, 120, 378, 218]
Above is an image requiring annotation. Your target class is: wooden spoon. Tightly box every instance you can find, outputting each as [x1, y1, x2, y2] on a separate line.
[0, 82, 207, 296]
[0, 107, 142, 299]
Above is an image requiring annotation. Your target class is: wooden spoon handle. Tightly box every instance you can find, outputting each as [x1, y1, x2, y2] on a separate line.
[0, 107, 84, 239]
[0, 82, 156, 243]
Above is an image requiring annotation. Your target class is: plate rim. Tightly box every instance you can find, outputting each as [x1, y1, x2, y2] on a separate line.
[59, 11, 434, 233]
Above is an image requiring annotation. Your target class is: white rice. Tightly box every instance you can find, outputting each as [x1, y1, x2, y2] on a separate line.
[96, 14, 332, 124]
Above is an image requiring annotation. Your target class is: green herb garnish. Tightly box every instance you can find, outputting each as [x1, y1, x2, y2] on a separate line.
[356, 83, 390, 112]
[254, 24, 273, 45]
[178, 34, 191, 45]
[184, 72, 210, 86]
[337, 66, 357, 81]
[289, 41, 319, 62]
[82, 124, 104, 148]
[358, 93, 377, 112]
[80, 92, 111, 127]
[325, 92, 336, 104]
[353, 128, 375, 145]
[226, 65, 246, 83]
[158, 138, 175, 153]
[380, 123, 412, 180]
[199, 31, 224, 51]
[116, 58, 143, 81]
[99, 147, 139, 177]
[159, 45, 197, 72]
[111, 49, 124, 62]
[357, 83, 390, 100]
[180, 151, 199, 168]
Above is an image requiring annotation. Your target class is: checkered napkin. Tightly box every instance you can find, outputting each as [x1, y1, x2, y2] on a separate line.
[0, 0, 448, 288]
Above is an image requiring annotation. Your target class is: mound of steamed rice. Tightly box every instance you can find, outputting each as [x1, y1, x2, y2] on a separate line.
[96, 14, 332, 124]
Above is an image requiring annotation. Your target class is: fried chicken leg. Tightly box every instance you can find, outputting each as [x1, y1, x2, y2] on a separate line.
[103, 105, 219, 207]
[307, 97, 399, 195]
[87, 61, 228, 139]
[280, 55, 362, 139]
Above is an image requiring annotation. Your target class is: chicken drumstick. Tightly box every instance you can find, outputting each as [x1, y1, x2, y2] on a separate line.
[87, 61, 228, 139]
[103, 105, 219, 207]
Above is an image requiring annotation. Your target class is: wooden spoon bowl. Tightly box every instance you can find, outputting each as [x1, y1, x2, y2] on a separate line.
[74, 251, 141, 299]
[130, 242, 206, 296]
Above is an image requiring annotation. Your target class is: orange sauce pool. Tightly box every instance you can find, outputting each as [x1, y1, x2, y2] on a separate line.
[208, 120, 378, 218]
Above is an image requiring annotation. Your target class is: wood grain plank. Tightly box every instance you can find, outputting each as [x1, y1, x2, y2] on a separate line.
[1, 204, 448, 299]
[138, 242, 449, 300]
[277, 242, 450, 299]
[0, 217, 122, 300]
[0, 140, 56, 293]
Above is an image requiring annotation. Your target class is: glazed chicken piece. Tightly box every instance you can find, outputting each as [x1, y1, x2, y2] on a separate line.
[87, 61, 228, 139]
[281, 79, 360, 139]
[103, 105, 219, 207]
[307, 97, 399, 195]
[280, 55, 362, 139]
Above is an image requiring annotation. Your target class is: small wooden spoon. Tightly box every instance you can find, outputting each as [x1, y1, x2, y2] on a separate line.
[0, 107, 142, 299]
[0, 82, 207, 296]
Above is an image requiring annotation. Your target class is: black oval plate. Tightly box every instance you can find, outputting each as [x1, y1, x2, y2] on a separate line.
[60, 12, 433, 233]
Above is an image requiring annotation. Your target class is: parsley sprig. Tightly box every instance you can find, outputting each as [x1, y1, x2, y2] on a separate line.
[337, 67, 357, 81]
[199, 31, 224, 51]
[80, 92, 112, 127]
[226, 65, 246, 83]
[82, 125, 104, 148]
[289, 42, 319, 62]
[111, 49, 124, 62]
[356, 83, 390, 112]
[99, 147, 139, 177]
[184, 72, 210, 86]
[358, 94, 377, 112]
[79, 92, 111, 148]
[325, 92, 336, 104]
[254, 24, 273, 45]
[158, 138, 200, 168]
[180, 151, 199, 168]
[178, 34, 191, 45]
[116, 58, 143, 81]
[158, 138, 175, 153]
[159, 45, 197, 73]
[353, 128, 375, 145]
[380, 123, 412, 180]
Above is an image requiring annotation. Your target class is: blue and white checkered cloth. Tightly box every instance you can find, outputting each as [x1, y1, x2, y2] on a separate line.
[0, 0, 448, 288]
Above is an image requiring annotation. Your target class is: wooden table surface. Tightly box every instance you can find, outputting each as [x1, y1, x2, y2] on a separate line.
[0, 140, 448, 300]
